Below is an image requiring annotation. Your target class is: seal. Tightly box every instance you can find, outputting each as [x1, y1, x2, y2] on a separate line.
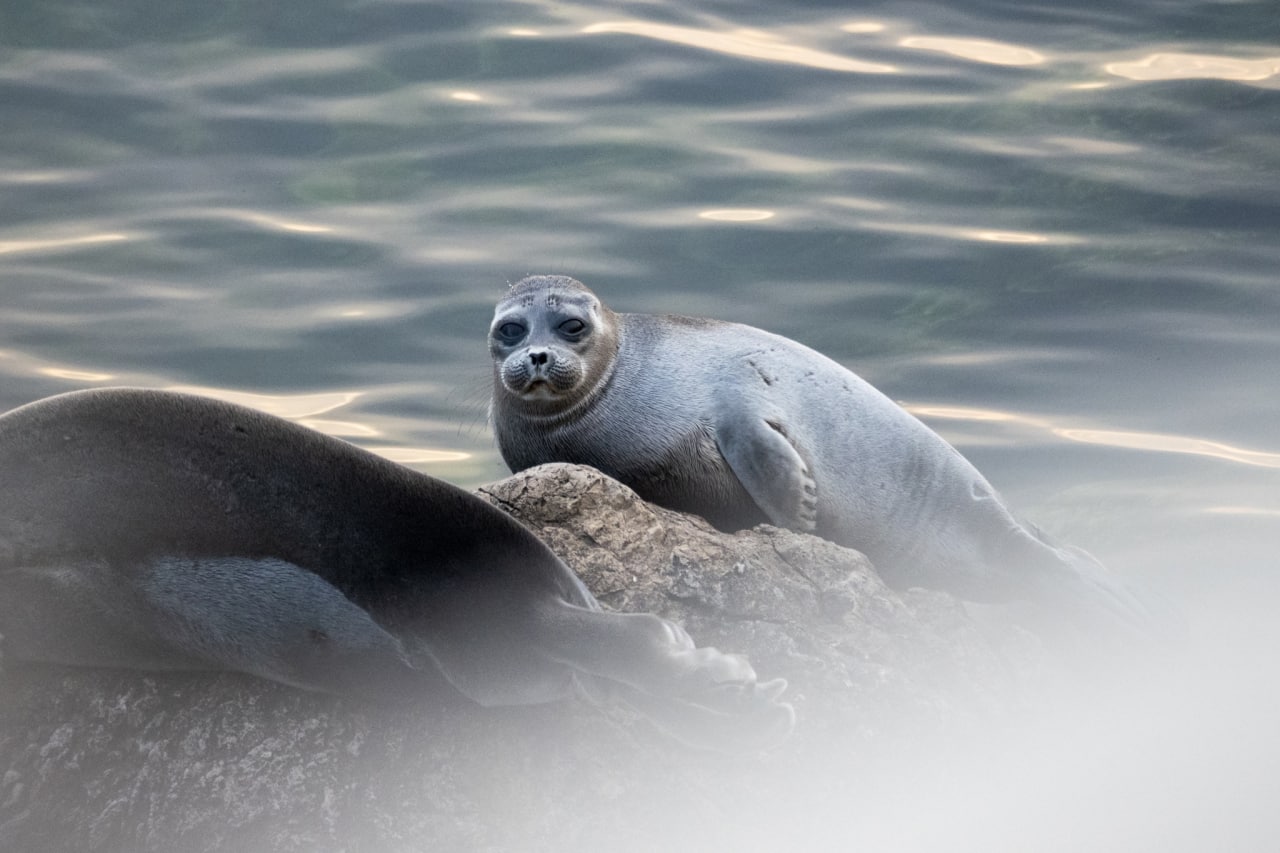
[490, 275, 1152, 635]
[0, 388, 792, 752]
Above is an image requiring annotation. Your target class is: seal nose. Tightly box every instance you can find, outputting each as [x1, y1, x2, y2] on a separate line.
[528, 350, 549, 367]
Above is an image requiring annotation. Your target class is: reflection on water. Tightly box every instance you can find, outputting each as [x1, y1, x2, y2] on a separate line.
[371, 446, 471, 464]
[211, 209, 334, 235]
[163, 385, 473, 463]
[582, 21, 897, 74]
[0, 231, 134, 256]
[1106, 52, 1280, 83]
[1, 0, 1278, 847]
[697, 208, 775, 222]
[854, 220, 1068, 245]
[40, 366, 115, 382]
[165, 385, 363, 419]
[911, 403, 1280, 470]
[1207, 506, 1280, 518]
[1060, 428, 1280, 470]
[899, 36, 1045, 67]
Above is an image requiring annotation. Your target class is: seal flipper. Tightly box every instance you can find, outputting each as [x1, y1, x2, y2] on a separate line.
[714, 410, 819, 533]
[136, 556, 419, 694]
[535, 600, 795, 751]
[1, 557, 418, 695]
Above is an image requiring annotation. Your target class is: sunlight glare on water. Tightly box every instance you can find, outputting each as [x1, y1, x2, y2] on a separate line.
[1, 0, 1278, 848]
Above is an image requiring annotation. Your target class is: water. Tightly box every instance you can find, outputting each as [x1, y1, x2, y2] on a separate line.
[3, 0, 1279, 848]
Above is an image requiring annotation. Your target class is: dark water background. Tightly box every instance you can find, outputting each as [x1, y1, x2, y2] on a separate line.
[3, 0, 1279, 848]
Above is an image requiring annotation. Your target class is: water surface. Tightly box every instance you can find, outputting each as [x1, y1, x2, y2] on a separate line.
[3, 0, 1278, 847]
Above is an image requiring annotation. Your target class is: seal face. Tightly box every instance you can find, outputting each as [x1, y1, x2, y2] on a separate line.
[490, 276, 1154, 637]
[489, 275, 620, 420]
[0, 388, 793, 752]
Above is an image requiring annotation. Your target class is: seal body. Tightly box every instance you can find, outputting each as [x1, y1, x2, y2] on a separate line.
[0, 388, 792, 751]
[490, 276, 1150, 630]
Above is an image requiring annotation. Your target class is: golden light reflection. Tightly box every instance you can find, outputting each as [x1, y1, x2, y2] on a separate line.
[449, 91, 485, 102]
[39, 367, 116, 382]
[900, 36, 1045, 67]
[919, 350, 1063, 368]
[841, 22, 886, 35]
[826, 196, 889, 212]
[0, 170, 87, 184]
[907, 404, 1045, 425]
[1105, 53, 1280, 82]
[697, 209, 776, 222]
[907, 404, 1280, 470]
[298, 418, 380, 438]
[507, 28, 541, 37]
[165, 386, 361, 419]
[316, 302, 413, 321]
[583, 21, 896, 74]
[1205, 506, 1280, 518]
[1042, 136, 1140, 156]
[972, 230, 1049, 244]
[1058, 429, 1280, 469]
[226, 210, 333, 235]
[858, 220, 1069, 245]
[157, 386, 472, 464]
[0, 232, 132, 256]
[2, 349, 118, 383]
[369, 447, 471, 464]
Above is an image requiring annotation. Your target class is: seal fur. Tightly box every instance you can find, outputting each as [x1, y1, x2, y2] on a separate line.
[0, 388, 793, 751]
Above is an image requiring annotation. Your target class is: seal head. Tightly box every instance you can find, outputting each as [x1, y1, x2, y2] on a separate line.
[490, 276, 620, 420]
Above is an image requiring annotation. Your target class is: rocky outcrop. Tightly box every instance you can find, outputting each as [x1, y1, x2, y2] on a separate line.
[0, 463, 1046, 852]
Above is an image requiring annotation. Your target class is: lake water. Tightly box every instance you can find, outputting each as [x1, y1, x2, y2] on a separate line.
[3, 0, 1278, 847]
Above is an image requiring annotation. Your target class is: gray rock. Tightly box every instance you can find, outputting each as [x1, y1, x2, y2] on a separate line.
[0, 463, 1045, 853]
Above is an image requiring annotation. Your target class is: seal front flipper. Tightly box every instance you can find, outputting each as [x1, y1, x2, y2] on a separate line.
[137, 556, 419, 694]
[714, 405, 819, 533]
[1, 556, 417, 695]
[536, 601, 795, 752]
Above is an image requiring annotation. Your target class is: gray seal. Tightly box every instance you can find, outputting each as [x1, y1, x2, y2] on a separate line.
[0, 388, 792, 752]
[489, 275, 1152, 635]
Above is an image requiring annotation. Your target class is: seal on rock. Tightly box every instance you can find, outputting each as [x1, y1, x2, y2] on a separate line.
[489, 275, 1152, 634]
[0, 388, 792, 751]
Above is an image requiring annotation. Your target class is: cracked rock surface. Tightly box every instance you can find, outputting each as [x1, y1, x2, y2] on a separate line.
[1, 463, 1044, 853]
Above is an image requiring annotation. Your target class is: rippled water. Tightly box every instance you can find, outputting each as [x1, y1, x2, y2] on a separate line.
[3, 0, 1279, 847]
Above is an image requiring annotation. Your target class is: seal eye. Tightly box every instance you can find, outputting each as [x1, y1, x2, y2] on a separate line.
[496, 322, 526, 343]
[558, 318, 588, 339]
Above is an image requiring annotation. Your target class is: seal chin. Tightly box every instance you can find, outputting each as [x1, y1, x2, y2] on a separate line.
[519, 381, 561, 402]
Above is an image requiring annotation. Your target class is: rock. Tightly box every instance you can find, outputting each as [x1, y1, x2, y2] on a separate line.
[477, 464, 1044, 738]
[0, 463, 1045, 853]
